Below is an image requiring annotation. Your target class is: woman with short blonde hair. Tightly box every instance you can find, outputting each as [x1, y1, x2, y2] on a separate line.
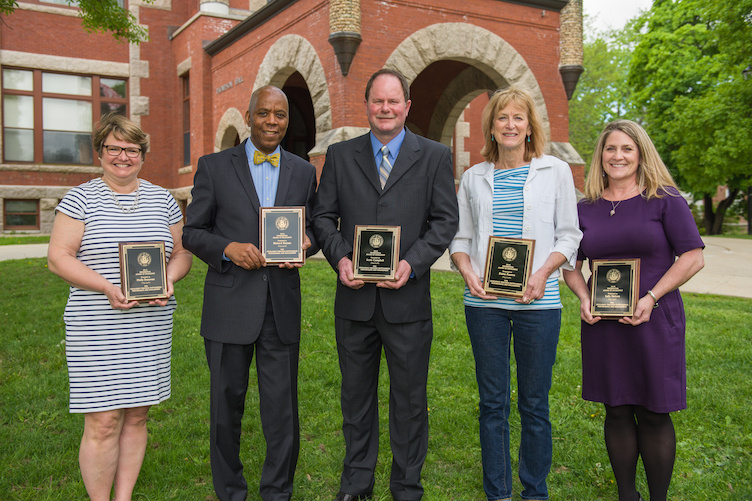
[48, 113, 192, 501]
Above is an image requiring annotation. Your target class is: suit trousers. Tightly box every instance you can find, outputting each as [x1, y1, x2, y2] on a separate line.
[204, 293, 300, 501]
[336, 294, 433, 501]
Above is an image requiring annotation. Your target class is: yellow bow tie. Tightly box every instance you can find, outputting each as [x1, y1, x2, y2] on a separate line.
[253, 150, 280, 167]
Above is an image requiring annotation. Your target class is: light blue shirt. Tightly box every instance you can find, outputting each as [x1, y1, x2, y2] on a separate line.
[245, 139, 281, 207]
[369, 128, 413, 277]
[449, 156, 582, 279]
[370, 128, 406, 174]
[222, 140, 281, 262]
[462, 166, 562, 310]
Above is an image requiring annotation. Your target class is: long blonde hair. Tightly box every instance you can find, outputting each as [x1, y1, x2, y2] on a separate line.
[584, 119, 677, 201]
[480, 86, 546, 164]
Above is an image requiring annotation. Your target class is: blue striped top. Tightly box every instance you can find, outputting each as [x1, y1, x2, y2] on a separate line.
[464, 166, 561, 310]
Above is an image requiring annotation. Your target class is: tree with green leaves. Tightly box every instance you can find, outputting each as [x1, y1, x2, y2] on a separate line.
[0, 0, 153, 44]
[628, 0, 752, 234]
[569, 19, 638, 170]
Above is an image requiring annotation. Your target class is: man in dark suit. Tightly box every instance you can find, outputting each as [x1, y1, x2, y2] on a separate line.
[312, 69, 459, 501]
[183, 85, 318, 501]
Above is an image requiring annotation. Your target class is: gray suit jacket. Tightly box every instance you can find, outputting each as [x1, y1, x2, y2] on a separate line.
[312, 129, 458, 323]
[183, 140, 318, 344]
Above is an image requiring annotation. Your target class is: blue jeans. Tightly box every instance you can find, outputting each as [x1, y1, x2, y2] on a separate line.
[465, 306, 561, 501]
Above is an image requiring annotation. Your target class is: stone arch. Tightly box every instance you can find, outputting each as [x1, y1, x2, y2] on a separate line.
[385, 23, 551, 146]
[253, 34, 331, 135]
[429, 67, 496, 146]
[214, 107, 246, 152]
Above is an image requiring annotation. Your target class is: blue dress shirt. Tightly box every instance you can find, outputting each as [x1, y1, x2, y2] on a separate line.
[245, 139, 281, 207]
[223, 140, 282, 262]
[369, 128, 413, 277]
[370, 128, 406, 176]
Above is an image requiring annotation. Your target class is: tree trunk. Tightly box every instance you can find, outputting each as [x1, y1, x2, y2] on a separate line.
[703, 194, 714, 234]
[705, 188, 741, 235]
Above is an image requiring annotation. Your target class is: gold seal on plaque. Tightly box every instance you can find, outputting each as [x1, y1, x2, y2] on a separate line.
[482, 237, 535, 297]
[369, 234, 384, 249]
[260, 207, 305, 264]
[137, 252, 152, 267]
[590, 259, 641, 318]
[275, 216, 289, 231]
[119, 241, 168, 302]
[352, 225, 400, 282]
[606, 268, 621, 283]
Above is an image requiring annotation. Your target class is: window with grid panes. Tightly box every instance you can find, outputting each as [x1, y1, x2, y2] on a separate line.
[2, 68, 128, 165]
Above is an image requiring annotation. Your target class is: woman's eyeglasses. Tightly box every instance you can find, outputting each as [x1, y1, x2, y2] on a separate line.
[104, 145, 142, 158]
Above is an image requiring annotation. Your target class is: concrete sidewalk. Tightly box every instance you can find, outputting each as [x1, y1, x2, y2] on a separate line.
[0, 243, 49, 262]
[2, 236, 750, 298]
[681, 236, 752, 298]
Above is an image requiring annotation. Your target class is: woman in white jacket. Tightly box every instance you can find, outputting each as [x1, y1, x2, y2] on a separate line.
[449, 87, 581, 501]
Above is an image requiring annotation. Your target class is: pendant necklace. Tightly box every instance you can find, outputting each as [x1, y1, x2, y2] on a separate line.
[608, 185, 639, 216]
[106, 179, 140, 213]
[609, 199, 622, 217]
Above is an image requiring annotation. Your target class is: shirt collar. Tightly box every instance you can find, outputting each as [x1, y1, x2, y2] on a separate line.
[245, 139, 281, 166]
[370, 128, 406, 160]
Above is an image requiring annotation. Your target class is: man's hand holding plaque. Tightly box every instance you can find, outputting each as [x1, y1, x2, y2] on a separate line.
[590, 259, 640, 318]
[119, 241, 169, 302]
[352, 225, 401, 282]
[482, 236, 535, 298]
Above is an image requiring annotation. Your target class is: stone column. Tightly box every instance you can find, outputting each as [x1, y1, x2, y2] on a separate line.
[559, 0, 584, 100]
[329, 0, 361, 76]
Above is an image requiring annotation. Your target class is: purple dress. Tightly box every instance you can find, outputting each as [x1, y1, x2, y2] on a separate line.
[576, 190, 704, 413]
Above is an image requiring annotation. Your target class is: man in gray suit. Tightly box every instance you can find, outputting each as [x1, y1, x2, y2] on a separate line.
[183, 85, 318, 501]
[312, 69, 459, 501]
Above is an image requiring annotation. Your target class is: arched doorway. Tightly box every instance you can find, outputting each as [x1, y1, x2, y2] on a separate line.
[407, 61, 501, 179]
[281, 72, 315, 161]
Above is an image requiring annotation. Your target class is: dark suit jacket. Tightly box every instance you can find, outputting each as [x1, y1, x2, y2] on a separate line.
[312, 129, 458, 323]
[183, 140, 318, 345]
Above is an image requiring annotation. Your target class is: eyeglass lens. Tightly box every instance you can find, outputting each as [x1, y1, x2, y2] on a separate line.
[105, 145, 141, 158]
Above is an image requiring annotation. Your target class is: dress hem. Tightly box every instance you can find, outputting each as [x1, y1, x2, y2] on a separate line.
[69, 395, 170, 414]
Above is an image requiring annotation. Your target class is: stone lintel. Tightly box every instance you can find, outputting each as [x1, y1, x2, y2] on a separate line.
[309, 127, 370, 157]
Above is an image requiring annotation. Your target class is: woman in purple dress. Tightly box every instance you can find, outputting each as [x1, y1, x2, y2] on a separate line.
[563, 120, 704, 501]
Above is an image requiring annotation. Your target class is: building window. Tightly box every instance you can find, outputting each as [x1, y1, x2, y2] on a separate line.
[2, 68, 128, 165]
[182, 74, 190, 166]
[4, 199, 39, 230]
[41, 0, 125, 6]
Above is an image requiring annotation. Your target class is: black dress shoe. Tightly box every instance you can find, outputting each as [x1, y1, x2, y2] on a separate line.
[335, 491, 372, 501]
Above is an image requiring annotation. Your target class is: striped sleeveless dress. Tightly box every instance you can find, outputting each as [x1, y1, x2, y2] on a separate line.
[56, 178, 182, 413]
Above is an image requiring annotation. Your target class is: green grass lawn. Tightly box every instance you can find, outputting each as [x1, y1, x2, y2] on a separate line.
[1, 257, 750, 500]
[0, 235, 50, 245]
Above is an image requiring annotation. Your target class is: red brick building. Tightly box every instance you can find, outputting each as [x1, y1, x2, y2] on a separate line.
[0, 0, 583, 232]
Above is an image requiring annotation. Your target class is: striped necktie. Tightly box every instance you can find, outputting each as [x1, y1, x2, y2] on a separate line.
[379, 145, 392, 189]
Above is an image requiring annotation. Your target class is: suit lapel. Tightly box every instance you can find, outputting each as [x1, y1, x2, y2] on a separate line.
[275, 149, 293, 206]
[232, 140, 261, 213]
[354, 134, 382, 193]
[382, 129, 419, 192]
